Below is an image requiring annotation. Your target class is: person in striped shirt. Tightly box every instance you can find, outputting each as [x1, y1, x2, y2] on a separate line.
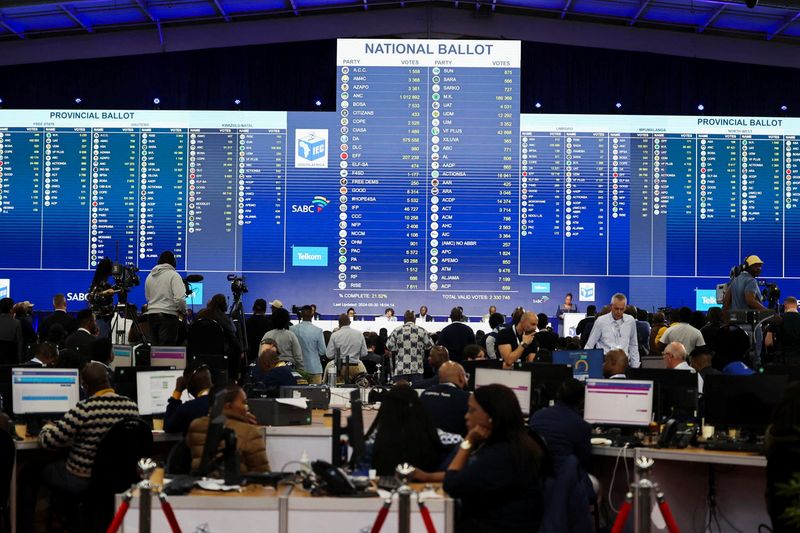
[39, 362, 140, 494]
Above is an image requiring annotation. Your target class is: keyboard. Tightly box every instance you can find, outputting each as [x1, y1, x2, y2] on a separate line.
[703, 440, 764, 454]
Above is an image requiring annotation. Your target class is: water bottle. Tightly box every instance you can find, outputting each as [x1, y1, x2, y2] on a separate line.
[326, 364, 337, 388]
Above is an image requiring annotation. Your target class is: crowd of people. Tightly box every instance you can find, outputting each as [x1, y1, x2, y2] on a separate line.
[2, 250, 800, 531]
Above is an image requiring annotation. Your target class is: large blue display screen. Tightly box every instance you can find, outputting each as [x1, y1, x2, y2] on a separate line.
[0, 40, 796, 315]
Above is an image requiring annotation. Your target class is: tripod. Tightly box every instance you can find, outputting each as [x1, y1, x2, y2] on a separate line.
[107, 458, 182, 533]
[109, 287, 149, 347]
[368, 464, 437, 533]
[611, 456, 680, 533]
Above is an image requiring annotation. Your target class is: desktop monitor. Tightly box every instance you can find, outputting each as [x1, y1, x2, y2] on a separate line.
[474, 367, 533, 416]
[626, 368, 698, 421]
[584, 379, 654, 427]
[519, 362, 574, 413]
[150, 346, 187, 369]
[11, 367, 80, 415]
[462, 359, 503, 391]
[136, 369, 184, 415]
[111, 344, 134, 369]
[703, 374, 788, 432]
[552, 349, 603, 381]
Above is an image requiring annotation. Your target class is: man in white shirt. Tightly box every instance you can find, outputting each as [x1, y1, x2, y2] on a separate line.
[662, 341, 704, 393]
[583, 293, 640, 368]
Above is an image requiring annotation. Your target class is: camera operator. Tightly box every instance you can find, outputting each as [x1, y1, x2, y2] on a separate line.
[723, 255, 768, 313]
[87, 258, 116, 337]
[144, 251, 187, 346]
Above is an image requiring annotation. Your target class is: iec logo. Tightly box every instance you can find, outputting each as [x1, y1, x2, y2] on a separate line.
[579, 283, 595, 302]
[695, 289, 718, 311]
[293, 246, 329, 267]
[531, 282, 551, 294]
[0, 279, 9, 299]
[186, 283, 204, 306]
[295, 129, 329, 169]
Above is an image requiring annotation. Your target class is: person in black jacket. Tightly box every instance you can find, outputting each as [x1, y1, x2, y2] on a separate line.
[766, 382, 800, 532]
[245, 299, 272, 364]
[437, 308, 476, 362]
[443, 384, 545, 533]
[420, 361, 469, 436]
[38, 293, 78, 342]
[20, 342, 59, 368]
[164, 363, 214, 434]
[63, 309, 97, 369]
[0, 297, 24, 364]
[245, 344, 298, 394]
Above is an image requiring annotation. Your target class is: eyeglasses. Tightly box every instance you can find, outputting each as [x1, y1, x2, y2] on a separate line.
[464, 372, 471, 381]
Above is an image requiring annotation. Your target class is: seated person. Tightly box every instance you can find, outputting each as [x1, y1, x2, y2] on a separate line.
[602, 348, 628, 379]
[415, 345, 450, 389]
[186, 385, 270, 474]
[689, 346, 722, 381]
[463, 344, 486, 361]
[529, 378, 595, 500]
[419, 362, 469, 437]
[418, 384, 546, 532]
[21, 342, 59, 368]
[164, 363, 214, 434]
[89, 337, 115, 387]
[366, 384, 442, 476]
[246, 343, 299, 393]
[39, 363, 140, 494]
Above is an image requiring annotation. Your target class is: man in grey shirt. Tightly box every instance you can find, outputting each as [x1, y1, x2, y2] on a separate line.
[326, 314, 367, 381]
[723, 255, 767, 312]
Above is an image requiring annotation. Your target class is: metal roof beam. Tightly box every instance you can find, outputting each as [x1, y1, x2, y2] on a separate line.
[560, 0, 572, 19]
[628, 0, 650, 26]
[133, 0, 156, 22]
[697, 4, 725, 33]
[767, 11, 800, 40]
[211, 0, 231, 22]
[0, 15, 25, 39]
[60, 4, 93, 33]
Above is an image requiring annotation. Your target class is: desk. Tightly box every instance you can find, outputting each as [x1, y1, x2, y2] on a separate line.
[119, 484, 284, 533]
[266, 408, 378, 471]
[592, 445, 769, 532]
[300, 319, 490, 335]
[117, 482, 453, 533]
[286, 484, 453, 533]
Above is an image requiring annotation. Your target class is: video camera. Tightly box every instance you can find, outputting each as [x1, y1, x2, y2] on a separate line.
[111, 262, 140, 289]
[227, 274, 248, 300]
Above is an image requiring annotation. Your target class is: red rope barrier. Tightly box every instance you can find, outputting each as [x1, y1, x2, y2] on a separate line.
[417, 500, 437, 533]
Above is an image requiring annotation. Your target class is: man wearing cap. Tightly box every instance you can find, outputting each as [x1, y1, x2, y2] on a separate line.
[724, 255, 768, 312]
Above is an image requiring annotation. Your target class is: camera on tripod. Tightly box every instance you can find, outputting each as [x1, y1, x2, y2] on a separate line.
[111, 262, 140, 289]
[227, 274, 248, 300]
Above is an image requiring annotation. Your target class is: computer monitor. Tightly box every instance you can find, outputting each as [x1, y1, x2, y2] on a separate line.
[519, 362, 574, 413]
[703, 374, 788, 432]
[11, 368, 80, 415]
[552, 349, 604, 381]
[150, 346, 187, 369]
[462, 359, 503, 391]
[111, 344, 134, 369]
[626, 368, 698, 421]
[136, 369, 184, 415]
[584, 379, 654, 427]
[474, 367, 533, 416]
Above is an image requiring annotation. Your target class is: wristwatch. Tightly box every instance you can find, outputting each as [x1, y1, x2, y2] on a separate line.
[460, 440, 472, 450]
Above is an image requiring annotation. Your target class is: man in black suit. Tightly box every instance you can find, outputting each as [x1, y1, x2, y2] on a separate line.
[245, 298, 272, 364]
[20, 342, 59, 368]
[416, 305, 434, 322]
[63, 309, 97, 369]
[0, 297, 23, 364]
[38, 293, 78, 342]
[419, 361, 469, 437]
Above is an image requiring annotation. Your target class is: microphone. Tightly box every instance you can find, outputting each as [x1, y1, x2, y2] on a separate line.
[185, 274, 204, 283]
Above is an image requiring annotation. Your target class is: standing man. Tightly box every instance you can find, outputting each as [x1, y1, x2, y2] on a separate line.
[437, 307, 475, 362]
[386, 310, 434, 384]
[0, 297, 23, 364]
[144, 250, 187, 346]
[326, 314, 368, 381]
[245, 299, 272, 364]
[497, 311, 539, 367]
[583, 293, 640, 368]
[63, 309, 98, 364]
[38, 293, 78, 342]
[292, 305, 326, 384]
[723, 255, 767, 312]
[657, 306, 705, 354]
